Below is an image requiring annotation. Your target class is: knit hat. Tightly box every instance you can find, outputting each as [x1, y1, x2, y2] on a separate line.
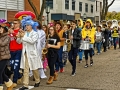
[0, 19, 9, 32]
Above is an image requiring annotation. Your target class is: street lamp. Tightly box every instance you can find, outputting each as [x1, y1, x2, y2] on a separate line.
[46, 6, 50, 25]
[83, 13, 87, 21]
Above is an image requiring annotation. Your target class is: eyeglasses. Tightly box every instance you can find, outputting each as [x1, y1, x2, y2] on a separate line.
[13, 23, 18, 24]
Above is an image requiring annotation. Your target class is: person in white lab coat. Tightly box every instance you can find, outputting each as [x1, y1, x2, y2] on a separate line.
[16, 16, 42, 90]
[36, 21, 47, 79]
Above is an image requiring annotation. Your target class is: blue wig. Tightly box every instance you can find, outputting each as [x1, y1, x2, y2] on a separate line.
[21, 16, 38, 31]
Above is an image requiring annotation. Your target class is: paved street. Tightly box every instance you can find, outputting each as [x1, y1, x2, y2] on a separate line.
[14, 48, 120, 90]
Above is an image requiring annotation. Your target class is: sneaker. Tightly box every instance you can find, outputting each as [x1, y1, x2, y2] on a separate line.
[78, 59, 82, 63]
[90, 60, 93, 66]
[84, 64, 88, 68]
[34, 82, 40, 87]
[71, 72, 76, 76]
[60, 68, 64, 73]
[97, 53, 100, 55]
[19, 86, 28, 90]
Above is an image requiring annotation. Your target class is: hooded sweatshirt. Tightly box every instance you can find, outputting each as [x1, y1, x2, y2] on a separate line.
[77, 18, 83, 31]
[81, 19, 95, 43]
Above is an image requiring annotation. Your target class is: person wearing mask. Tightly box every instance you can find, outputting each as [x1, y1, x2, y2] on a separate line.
[46, 26, 60, 84]
[0, 23, 13, 90]
[8, 19, 23, 88]
[55, 22, 65, 73]
[81, 19, 95, 68]
[68, 20, 81, 76]
[16, 16, 42, 90]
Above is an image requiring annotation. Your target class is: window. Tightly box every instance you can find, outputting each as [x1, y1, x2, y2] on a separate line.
[79, 2, 82, 12]
[91, 5, 93, 13]
[85, 3, 88, 12]
[96, 1, 97, 11]
[65, 0, 69, 9]
[0, 10, 5, 19]
[72, 0, 75, 10]
[46, 0, 53, 9]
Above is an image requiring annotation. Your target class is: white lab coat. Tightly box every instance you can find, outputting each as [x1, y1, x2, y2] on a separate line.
[37, 29, 46, 59]
[16, 30, 43, 70]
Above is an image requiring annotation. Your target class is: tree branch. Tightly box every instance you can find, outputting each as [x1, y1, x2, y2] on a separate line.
[38, 0, 46, 21]
[28, 0, 39, 19]
[107, 0, 115, 8]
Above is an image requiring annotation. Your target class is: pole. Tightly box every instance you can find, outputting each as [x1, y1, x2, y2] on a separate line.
[47, 13, 49, 25]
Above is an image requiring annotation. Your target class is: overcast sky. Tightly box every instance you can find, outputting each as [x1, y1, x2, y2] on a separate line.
[108, 0, 120, 12]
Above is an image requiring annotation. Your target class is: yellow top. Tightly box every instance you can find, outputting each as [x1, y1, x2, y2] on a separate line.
[82, 19, 95, 44]
[82, 27, 95, 43]
[57, 29, 65, 46]
[77, 18, 83, 28]
[112, 29, 118, 37]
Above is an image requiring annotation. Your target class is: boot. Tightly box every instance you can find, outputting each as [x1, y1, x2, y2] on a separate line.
[4, 79, 13, 90]
[46, 76, 54, 84]
[0, 86, 3, 90]
[17, 76, 23, 85]
[12, 83, 17, 88]
[53, 72, 58, 81]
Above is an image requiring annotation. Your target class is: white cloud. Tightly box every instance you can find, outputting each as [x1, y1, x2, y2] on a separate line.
[108, 0, 120, 12]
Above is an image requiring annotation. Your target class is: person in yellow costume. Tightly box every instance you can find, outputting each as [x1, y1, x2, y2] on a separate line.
[112, 26, 119, 50]
[81, 19, 95, 68]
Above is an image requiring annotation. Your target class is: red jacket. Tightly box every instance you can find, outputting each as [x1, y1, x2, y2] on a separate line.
[9, 29, 22, 51]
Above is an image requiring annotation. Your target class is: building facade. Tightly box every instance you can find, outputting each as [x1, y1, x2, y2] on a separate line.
[42, 0, 102, 24]
[0, 0, 40, 21]
[95, 0, 102, 26]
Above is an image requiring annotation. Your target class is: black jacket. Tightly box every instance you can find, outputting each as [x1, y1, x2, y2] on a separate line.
[102, 29, 109, 46]
[70, 28, 82, 48]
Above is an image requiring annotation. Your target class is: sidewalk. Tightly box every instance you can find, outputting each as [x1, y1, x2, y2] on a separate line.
[14, 48, 120, 90]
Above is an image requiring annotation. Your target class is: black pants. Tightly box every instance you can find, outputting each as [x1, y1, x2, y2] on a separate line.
[103, 46, 107, 52]
[84, 48, 93, 60]
[68, 45, 78, 73]
[119, 38, 120, 48]
[0, 60, 9, 84]
[48, 51, 58, 76]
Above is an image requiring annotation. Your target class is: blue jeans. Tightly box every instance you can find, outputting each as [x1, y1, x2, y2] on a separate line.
[10, 50, 22, 83]
[55, 46, 63, 71]
[113, 37, 117, 49]
[96, 42, 102, 53]
[68, 45, 78, 73]
[78, 50, 84, 61]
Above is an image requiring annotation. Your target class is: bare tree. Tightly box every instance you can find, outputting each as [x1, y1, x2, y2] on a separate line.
[28, 0, 46, 22]
[101, 0, 115, 20]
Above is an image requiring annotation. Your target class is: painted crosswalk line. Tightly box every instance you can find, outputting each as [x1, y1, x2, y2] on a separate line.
[66, 88, 80, 90]
[15, 86, 34, 90]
